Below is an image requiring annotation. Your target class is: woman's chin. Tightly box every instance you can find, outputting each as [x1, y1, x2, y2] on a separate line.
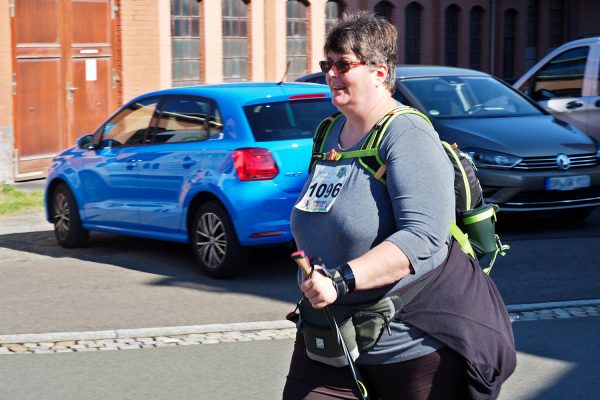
[331, 95, 350, 108]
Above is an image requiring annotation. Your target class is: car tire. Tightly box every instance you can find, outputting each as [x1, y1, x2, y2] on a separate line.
[52, 183, 89, 248]
[191, 201, 248, 279]
[554, 207, 594, 223]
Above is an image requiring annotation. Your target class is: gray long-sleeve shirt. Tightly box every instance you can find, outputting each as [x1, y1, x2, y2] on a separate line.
[290, 110, 455, 363]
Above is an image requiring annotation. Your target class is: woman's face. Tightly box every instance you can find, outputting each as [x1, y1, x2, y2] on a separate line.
[324, 51, 378, 110]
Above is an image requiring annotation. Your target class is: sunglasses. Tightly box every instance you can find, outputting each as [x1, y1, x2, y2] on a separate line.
[319, 59, 365, 74]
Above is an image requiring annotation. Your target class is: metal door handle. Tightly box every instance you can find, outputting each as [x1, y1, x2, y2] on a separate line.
[182, 157, 196, 168]
[126, 159, 138, 169]
[566, 101, 583, 109]
[67, 82, 78, 93]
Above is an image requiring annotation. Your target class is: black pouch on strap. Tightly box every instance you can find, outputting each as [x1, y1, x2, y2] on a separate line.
[299, 300, 358, 367]
[351, 297, 397, 352]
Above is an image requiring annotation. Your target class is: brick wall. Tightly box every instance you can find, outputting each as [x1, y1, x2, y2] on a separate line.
[120, 0, 162, 102]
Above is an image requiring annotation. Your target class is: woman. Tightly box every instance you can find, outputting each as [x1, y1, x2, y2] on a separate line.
[283, 11, 515, 400]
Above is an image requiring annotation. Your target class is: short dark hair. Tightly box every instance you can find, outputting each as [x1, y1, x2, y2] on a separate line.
[324, 11, 397, 93]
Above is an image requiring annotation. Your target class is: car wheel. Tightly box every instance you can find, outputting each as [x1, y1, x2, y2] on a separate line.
[554, 207, 594, 223]
[191, 201, 248, 279]
[52, 183, 89, 248]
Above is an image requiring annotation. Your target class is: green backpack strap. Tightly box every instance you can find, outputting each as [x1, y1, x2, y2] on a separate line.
[309, 112, 342, 173]
[357, 106, 432, 185]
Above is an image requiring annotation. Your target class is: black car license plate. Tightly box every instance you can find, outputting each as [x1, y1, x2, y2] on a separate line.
[545, 175, 591, 191]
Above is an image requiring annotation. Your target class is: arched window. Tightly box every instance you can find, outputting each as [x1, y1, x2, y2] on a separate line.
[405, 2, 422, 64]
[222, 0, 248, 82]
[526, 0, 539, 68]
[548, 0, 564, 49]
[374, 1, 393, 23]
[287, 0, 308, 81]
[503, 9, 517, 80]
[445, 5, 460, 66]
[325, 1, 344, 34]
[469, 6, 483, 70]
[171, 0, 202, 86]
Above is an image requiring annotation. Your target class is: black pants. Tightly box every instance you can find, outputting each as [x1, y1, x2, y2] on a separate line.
[283, 334, 467, 400]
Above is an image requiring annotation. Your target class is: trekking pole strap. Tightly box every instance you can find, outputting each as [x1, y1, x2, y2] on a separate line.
[323, 308, 370, 400]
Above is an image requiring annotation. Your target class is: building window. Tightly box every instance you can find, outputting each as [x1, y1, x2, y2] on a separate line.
[503, 9, 517, 80]
[526, 0, 539, 69]
[548, 0, 564, 49]
[469, 6, 483, 70]
[171, 0, 201, 87]
[287, 0, 308, 81]
[325, 1, 343, 34]
[374, 1, 393, 23]
[222, 0, 248, 82]
[445, 5, 460, 66]
[405, 2, 422, 64]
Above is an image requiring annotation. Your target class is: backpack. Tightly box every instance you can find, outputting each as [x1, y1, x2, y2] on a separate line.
[309, 105, 509, 274]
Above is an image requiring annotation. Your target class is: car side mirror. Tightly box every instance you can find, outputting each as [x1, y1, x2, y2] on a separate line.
[77, 134, 97, 150]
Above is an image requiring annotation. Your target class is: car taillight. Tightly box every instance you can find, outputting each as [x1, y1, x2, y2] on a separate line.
[233, 148, 279, 181]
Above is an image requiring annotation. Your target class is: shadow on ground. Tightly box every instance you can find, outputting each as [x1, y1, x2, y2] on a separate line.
[0, 227, 300, 305]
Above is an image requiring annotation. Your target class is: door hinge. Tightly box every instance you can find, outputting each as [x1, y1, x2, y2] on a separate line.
[9, 0, 15, 18]
[12, 73, 16, 95]
[111, 0, 119, 19]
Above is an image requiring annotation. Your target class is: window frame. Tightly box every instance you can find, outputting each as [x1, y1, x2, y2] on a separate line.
[445, 4, 460, 67]
[222, 0, 249, 82]
[469, 6, 484, 70]
[147, 95, 223, 145]
[286, 0, 310, 82]
[405, 2, 422, 64]
[93, 96, 161, 148]
[531, 46, 590, 100]
[171, 0, 203, 87]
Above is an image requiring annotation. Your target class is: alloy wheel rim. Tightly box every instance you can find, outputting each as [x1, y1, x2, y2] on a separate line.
[53, 193, 70, 241]
[195, 212, 227, 269]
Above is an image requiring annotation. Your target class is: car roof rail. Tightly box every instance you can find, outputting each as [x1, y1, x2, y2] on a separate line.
[572, 32, 600, 40]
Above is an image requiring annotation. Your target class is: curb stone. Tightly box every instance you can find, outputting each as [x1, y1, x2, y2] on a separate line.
[1, 300, 599, 355]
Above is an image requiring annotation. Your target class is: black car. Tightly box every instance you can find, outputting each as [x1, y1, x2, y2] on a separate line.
[298, 66, 600, 221]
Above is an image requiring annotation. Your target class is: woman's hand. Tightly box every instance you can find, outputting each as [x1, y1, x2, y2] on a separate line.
[301, 268, 338, 309]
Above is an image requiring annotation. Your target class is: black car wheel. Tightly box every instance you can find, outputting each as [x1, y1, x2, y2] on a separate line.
[52, 183, 89, 248]
[191, 201, 247, 278]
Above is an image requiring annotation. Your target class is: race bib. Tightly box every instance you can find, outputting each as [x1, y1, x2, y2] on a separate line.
[295, 164, 349, 212]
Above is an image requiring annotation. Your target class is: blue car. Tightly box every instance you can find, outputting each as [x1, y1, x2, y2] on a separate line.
[45, 82, 336, 278]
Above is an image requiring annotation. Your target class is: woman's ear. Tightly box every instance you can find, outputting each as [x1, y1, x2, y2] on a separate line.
[375, 63, 388, 87]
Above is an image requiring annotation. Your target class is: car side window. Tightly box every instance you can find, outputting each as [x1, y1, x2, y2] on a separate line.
[150, 96, 222, 144]
[529, 46, 589, 100]
[100, 97, 160, 147]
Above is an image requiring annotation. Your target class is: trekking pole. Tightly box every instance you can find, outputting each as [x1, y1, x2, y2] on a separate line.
[291, 251, 370, 400]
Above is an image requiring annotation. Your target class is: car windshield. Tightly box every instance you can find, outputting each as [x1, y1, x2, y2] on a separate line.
[399, 76, 542, 118]
[244, 99, 336, 141]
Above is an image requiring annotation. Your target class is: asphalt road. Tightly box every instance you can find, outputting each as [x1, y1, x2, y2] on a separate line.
[1, 317, 599, 400]
[1, 206, 599, 399]
[1, 208, 599, 334]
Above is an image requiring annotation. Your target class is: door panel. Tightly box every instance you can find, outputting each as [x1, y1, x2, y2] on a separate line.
[15, 59, 64, 157]
[72, 57, 111, 140]
[69, 0, 114, 146]
[12, 0, 64, 179]
[14, 0, 60, 43]
[71, 0, 111, 44]
[12, 0, 116, 180]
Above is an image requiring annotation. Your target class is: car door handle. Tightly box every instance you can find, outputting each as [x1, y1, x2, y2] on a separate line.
[566, 101, 583, 109]
[182, 157, 196, 168]
[126, 159, 139, 169]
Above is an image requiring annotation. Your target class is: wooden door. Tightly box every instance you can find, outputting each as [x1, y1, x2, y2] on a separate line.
[11, 0, 117, 181]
